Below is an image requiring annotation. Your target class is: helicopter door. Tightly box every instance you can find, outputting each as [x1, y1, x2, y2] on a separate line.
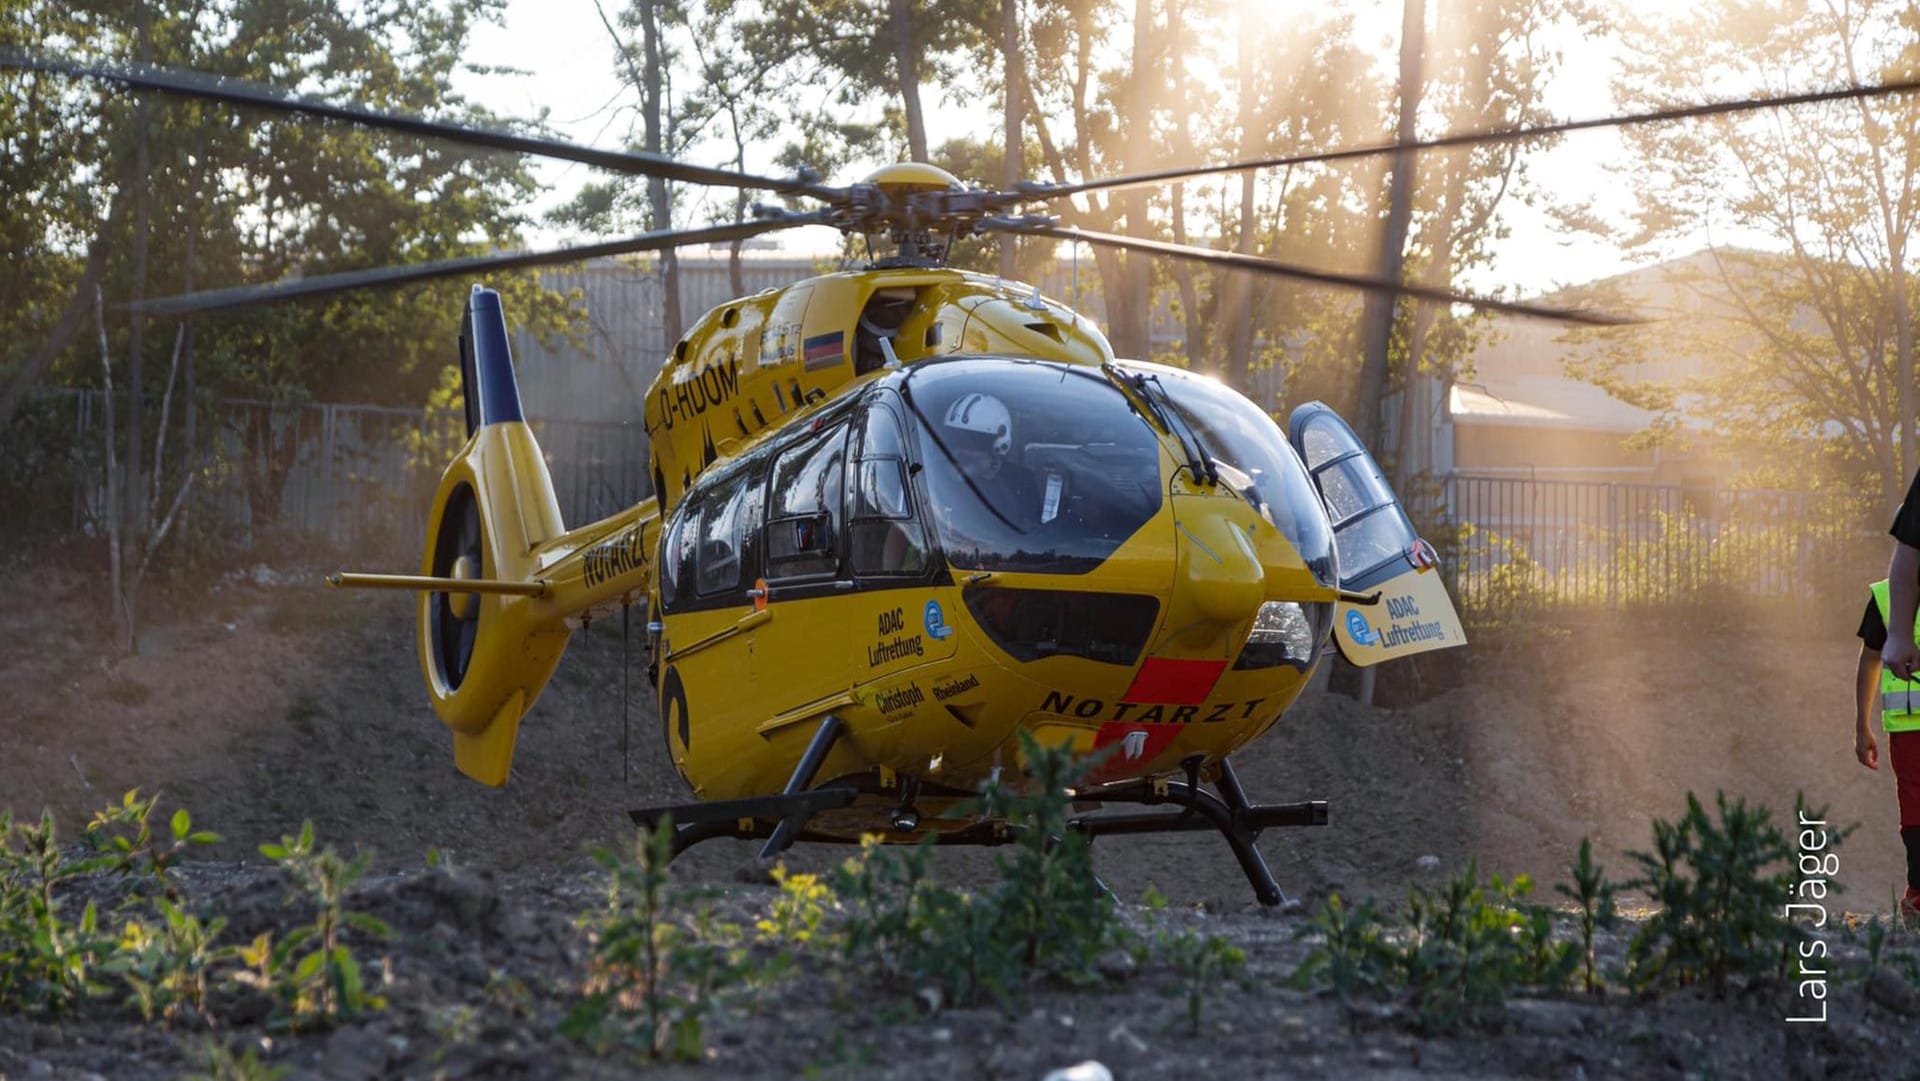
[844, 392, 959, 689]
[751, 418, 859, 723]
[1288, 402, 1466, 666]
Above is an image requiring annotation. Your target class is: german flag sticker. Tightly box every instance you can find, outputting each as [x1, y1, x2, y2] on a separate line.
[802, 331, 844, 371]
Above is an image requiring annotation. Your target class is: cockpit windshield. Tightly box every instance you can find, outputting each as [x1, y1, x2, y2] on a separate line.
[1124, 365, 1338, 588]
[903, 359, 1164, 574]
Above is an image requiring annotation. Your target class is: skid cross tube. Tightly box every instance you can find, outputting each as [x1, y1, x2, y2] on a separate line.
[757, 714, 847, 860]
[1073, 759, 1329, 907]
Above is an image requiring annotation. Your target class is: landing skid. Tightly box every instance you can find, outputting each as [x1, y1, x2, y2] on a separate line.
[627, 715, 1329, 907]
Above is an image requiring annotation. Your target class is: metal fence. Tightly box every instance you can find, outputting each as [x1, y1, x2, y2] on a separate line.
[8, 390, 1889, 620]
[1437, 474, 1882, 622]
[22, 390, 650, 556]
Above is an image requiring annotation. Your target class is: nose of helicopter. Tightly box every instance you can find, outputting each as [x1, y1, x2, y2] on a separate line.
[1147, 492, 1268, 661]
[1176, 507, 1266, 624]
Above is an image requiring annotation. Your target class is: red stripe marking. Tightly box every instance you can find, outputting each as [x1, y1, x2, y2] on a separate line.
[1121, 657, 1227, 705]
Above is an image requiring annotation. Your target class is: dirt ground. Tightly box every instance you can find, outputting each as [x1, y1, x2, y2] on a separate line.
[1, 548, 1916, 1079]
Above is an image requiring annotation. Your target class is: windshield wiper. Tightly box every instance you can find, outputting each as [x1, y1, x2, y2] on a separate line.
[1136, 373, 1220, 488]
[1099, 364, 1203, 482]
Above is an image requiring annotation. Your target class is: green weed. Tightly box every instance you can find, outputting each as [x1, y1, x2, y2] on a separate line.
[1622, 792, 1825, 995]
[562, 817, 790, 1061]
[0, 809, 115, 1013]
[181, 1038, 288, 1081]
[1292, 863, 1578, 1031]
[1554, 837, 1619, 995]
[242, 821, 391, 1028]
[831, 730, 1122, 1007]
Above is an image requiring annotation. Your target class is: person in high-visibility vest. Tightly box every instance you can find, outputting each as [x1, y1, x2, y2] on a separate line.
[1856, 578, 1920, 918]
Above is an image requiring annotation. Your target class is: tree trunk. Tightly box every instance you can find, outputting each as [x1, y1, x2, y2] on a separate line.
[888, 0, 928, 161]
[1221, 9, 1259, 392]
[639, 0, 682, 344]
[999, 0, 1023, 280]
[125, 0, 154, 536]
[730, 107, 748, 297]
[1114, 0, 1156, 360]
[1355, 0, 1423, 447]
[1164, 0, 1203, 373]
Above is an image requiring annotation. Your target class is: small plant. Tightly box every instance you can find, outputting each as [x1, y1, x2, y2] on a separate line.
[1289, 893, 1393, 1001]
[831, 731, 1123, 1007]
[1622, 792, 1811, 995]
[563, 818, 786, 1061]
[182, 1038, 288, 1081]
[113, 897, 229, 1023]
[244, 821, 390, 1028]
[1293, 864, 1577, 1031]
[1555, 837, 1619, 995]
[84, 789, 222, 902]
[0, 809, 114, 1013]
[756, 865, 832, 946]
[1397, 864, 1576, 1028]
[1159, 925, 1246, 1034]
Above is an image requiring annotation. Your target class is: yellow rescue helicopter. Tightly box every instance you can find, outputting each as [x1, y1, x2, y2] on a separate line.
[32, 47, 1854, 904]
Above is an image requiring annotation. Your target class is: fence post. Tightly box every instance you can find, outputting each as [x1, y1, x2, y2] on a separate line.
[1607, 484, 1619, 612]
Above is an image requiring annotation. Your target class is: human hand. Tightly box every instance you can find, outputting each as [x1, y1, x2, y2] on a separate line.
[1885, 637, 1920, 682]
[1857, 727, 1880, 771]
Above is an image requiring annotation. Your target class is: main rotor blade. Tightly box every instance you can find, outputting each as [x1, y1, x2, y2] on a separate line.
[1032, 74, 1920, 202]
[1, 49, 838, 200]
[131, 219, 815, 317]
[994, 224, 1636, 326]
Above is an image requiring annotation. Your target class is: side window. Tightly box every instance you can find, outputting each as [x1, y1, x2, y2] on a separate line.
[766, 423, 847, 579]
[695, 473, 752, 596]
[848, 402, 930, 577]
[660, 502, 701, 609]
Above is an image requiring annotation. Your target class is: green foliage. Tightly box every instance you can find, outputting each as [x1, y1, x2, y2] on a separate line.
[0, 809, 114, 1013]
[84, 788, 222, 899]
[1137, 894, 1246, 1036]
[112, 896, 228, 1024]
[1289, 893, 1395, 1001]
[1293, 863, 1579, 1031]
[831, 731, 1122, 1007]
[1597, 0, 1920, 498]
[247, 821, 391, 1028]
[1399, 866, 1577, 1028]
[182, 1039, 289, 1081]
[1622, 792, 1834, 995]
[1554, 837, 1620, 995]
[0, 790, 222, 1017]
[563, 818, 789, 1062]
[756, 865, 832, 946]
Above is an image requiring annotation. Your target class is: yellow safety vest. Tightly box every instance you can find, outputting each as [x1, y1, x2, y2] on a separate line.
[1870, 579, 1920, 733]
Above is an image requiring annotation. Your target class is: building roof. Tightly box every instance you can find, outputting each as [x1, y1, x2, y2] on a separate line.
[1449, 375, 1658, 432]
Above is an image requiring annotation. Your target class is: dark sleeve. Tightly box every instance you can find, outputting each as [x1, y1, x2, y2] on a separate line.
[1861, 597, 1889, 652]
[1893, 470, 1920, 547]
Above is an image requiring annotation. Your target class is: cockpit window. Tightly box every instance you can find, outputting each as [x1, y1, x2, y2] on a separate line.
[848, 396, 931, 576]
[1131, 366, 1338, 588]
[903, 359, 1163, 574]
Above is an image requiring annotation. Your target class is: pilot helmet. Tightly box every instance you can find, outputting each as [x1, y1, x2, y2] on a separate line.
[942, 392, 1013, 463]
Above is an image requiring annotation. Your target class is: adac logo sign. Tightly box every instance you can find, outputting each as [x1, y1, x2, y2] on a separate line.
[1333, 567, 1466, 665]
[1344, 609, 1375, 646]
[924, 600, 953, 640]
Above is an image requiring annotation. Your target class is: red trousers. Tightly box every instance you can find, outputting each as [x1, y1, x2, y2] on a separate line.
[1895, 730, 1920, 828]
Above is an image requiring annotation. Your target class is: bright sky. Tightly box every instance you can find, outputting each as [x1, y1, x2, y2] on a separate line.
[452, 0, 1699, 300]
